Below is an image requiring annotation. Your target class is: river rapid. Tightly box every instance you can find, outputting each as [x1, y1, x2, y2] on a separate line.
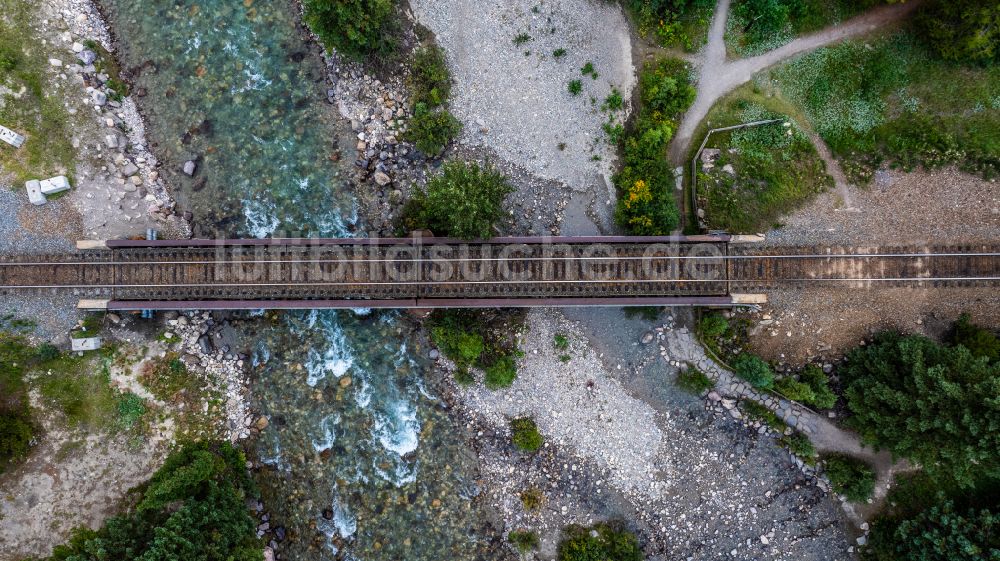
[98, 1, 499, 559]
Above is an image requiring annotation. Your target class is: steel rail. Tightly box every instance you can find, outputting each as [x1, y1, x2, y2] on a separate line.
[1, 251, 999, 267]
[2, 277, 998, 290]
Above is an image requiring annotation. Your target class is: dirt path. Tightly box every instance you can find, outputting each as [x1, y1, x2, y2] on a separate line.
[805, 131, 859, 211]
[668, 0, 922, 164]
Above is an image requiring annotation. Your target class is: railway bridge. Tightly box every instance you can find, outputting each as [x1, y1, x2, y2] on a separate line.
[0, 235, 997, 310]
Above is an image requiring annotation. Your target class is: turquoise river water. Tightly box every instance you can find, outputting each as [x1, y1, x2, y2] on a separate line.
[100, 1, 498, 559]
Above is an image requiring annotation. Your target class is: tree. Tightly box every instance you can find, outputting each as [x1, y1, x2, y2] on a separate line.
[823, 454, 876, 502]
[302, 0, 398, 59]
[842, 332, 1000, 486]
[43, 441, 262, 561]
[863, 499, 1000, 561]
[916, 0, 1000, 65]
[404, 160, 513, 240]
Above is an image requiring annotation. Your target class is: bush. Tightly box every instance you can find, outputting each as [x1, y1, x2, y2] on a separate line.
[511, 417, 543, 452]
[453, 367, 475, 386]
[0, 414, 33, 472]
[774, 376, 816, 403]
[402, 160, 513, 240]
[697, 313, 729, 339]
[568, 79, 582, 96]
[799, 364, 837, 409]
[949, 313, 999, 363]
[558, 522, 642, 561]
[509, 530, 540, 553]
[625, 0, 715, 51]
[842, 332, 1000, 487]
[303, 0, 397, 59]
[675, 366, 715, 394]
[43, 441, 261, 561]
[405, 104, 461, 155]
[780, 431, 816, 461]
[732, 354, 774, 389]
[35, 343, 60, 362]
[485, 356, 518, 389]
[823, 453, 876, 502]
[410, 45, 451, 108]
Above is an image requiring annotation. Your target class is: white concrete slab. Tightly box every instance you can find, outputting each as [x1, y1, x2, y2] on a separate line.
[25, 180, 46, 205]
[39, 175, 71, 195]
[0, 125, 25, 148]
[71, 337, 103, 352]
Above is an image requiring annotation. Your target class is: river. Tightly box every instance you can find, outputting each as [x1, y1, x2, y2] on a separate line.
[99, 1, 498, 559]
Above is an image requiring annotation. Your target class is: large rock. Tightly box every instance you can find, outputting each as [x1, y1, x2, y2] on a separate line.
[373, 171, 392, 186]
[91, 90, 107, 106]
[183, 160, 197, 176]
[77, 50, 97, 65]
[39, 176, 71, 195]
[121, 162, 140, 177]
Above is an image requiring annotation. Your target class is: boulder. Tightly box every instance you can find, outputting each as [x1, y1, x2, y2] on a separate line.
[373, 171, 392, 186]
[121, 162, 140, 177]
[183, 160, 197, 176]
[77, 50, 97, 65]
[91, 90, 107, 106]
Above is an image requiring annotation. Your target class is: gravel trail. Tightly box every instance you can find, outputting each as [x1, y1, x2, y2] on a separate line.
[669, 0, 922, 164]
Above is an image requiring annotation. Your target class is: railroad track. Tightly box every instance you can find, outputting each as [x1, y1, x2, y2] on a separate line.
[0, 242, 997, 305]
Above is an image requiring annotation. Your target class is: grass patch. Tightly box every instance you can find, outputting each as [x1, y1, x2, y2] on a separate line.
[520, 487, 545, 511]
[0, 0, 76, 185]
[509, 530, 540, 553]
[553, 48, 567, 59]
[693, 89, 832, 233]
[766, 30, 1000, 183]
[554, 333, 569, 351]
[741, 399, 787, 431]
[513, 33, 532, 46]
[675, 366, 715, 394]
[822, 453, 876, 502]
[568, 79, 582, 96]
[511, 417, 543, 453]
[726, 0, 877, 57]
[558, 522, 642, 561]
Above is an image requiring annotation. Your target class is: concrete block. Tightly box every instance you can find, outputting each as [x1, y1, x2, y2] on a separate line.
[71, 337, 103, 352]
[39, 175, 71, 195]
[25, 180, 46, 205]
[0, 125, 25, 148]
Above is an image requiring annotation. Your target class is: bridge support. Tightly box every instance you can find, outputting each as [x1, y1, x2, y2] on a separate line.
[76, 240, 109, 250]
[78, 299, 110, 310]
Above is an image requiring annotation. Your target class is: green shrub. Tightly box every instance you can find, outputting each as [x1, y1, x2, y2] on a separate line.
[580, 61, 597, 78]
[520, 487, 545, 510]
[43, 441, 261, 561]
[949, 313, 999, 363]
[401, 160, 513, 240]
[35, 343, 60, 362]
[303, 0, 398, 59]
[774, 376, 816, 403]
[509, 530, 540, 553]
[453, 367, 475, 386]
[676, 367, 715, 394]
[613, 57, 693, 235]
[732, 354, 774, 389]
[780, 431, 816, 461]
[431, 325, 484, 367]
[603, 88, 624, 111]
[799, 364, 837, 409]
[823, 453, 876, 502]
[513, 33, 532, 46]
[842, 331, 1000, 487]
[0, 46, 19, 71]
[511, 417, 543, 452]
[553, 48, 567, 58]
[625, 0, 715, 51]
[554, 334, 569, 351]
[486, 356, 518, 390]
[741, 399, 786, 430]
[405, 104, 461, 155]
[116, 393, 147, 431]
[410, 45, 451, 108]
[568, 79, 582, 96]
[697, 313, 729, 339]
[558, 522, 642, 561]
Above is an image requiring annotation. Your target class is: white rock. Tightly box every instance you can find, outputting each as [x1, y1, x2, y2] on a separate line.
[25, 180, 46, 205]
[49, 58, 63, 67]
